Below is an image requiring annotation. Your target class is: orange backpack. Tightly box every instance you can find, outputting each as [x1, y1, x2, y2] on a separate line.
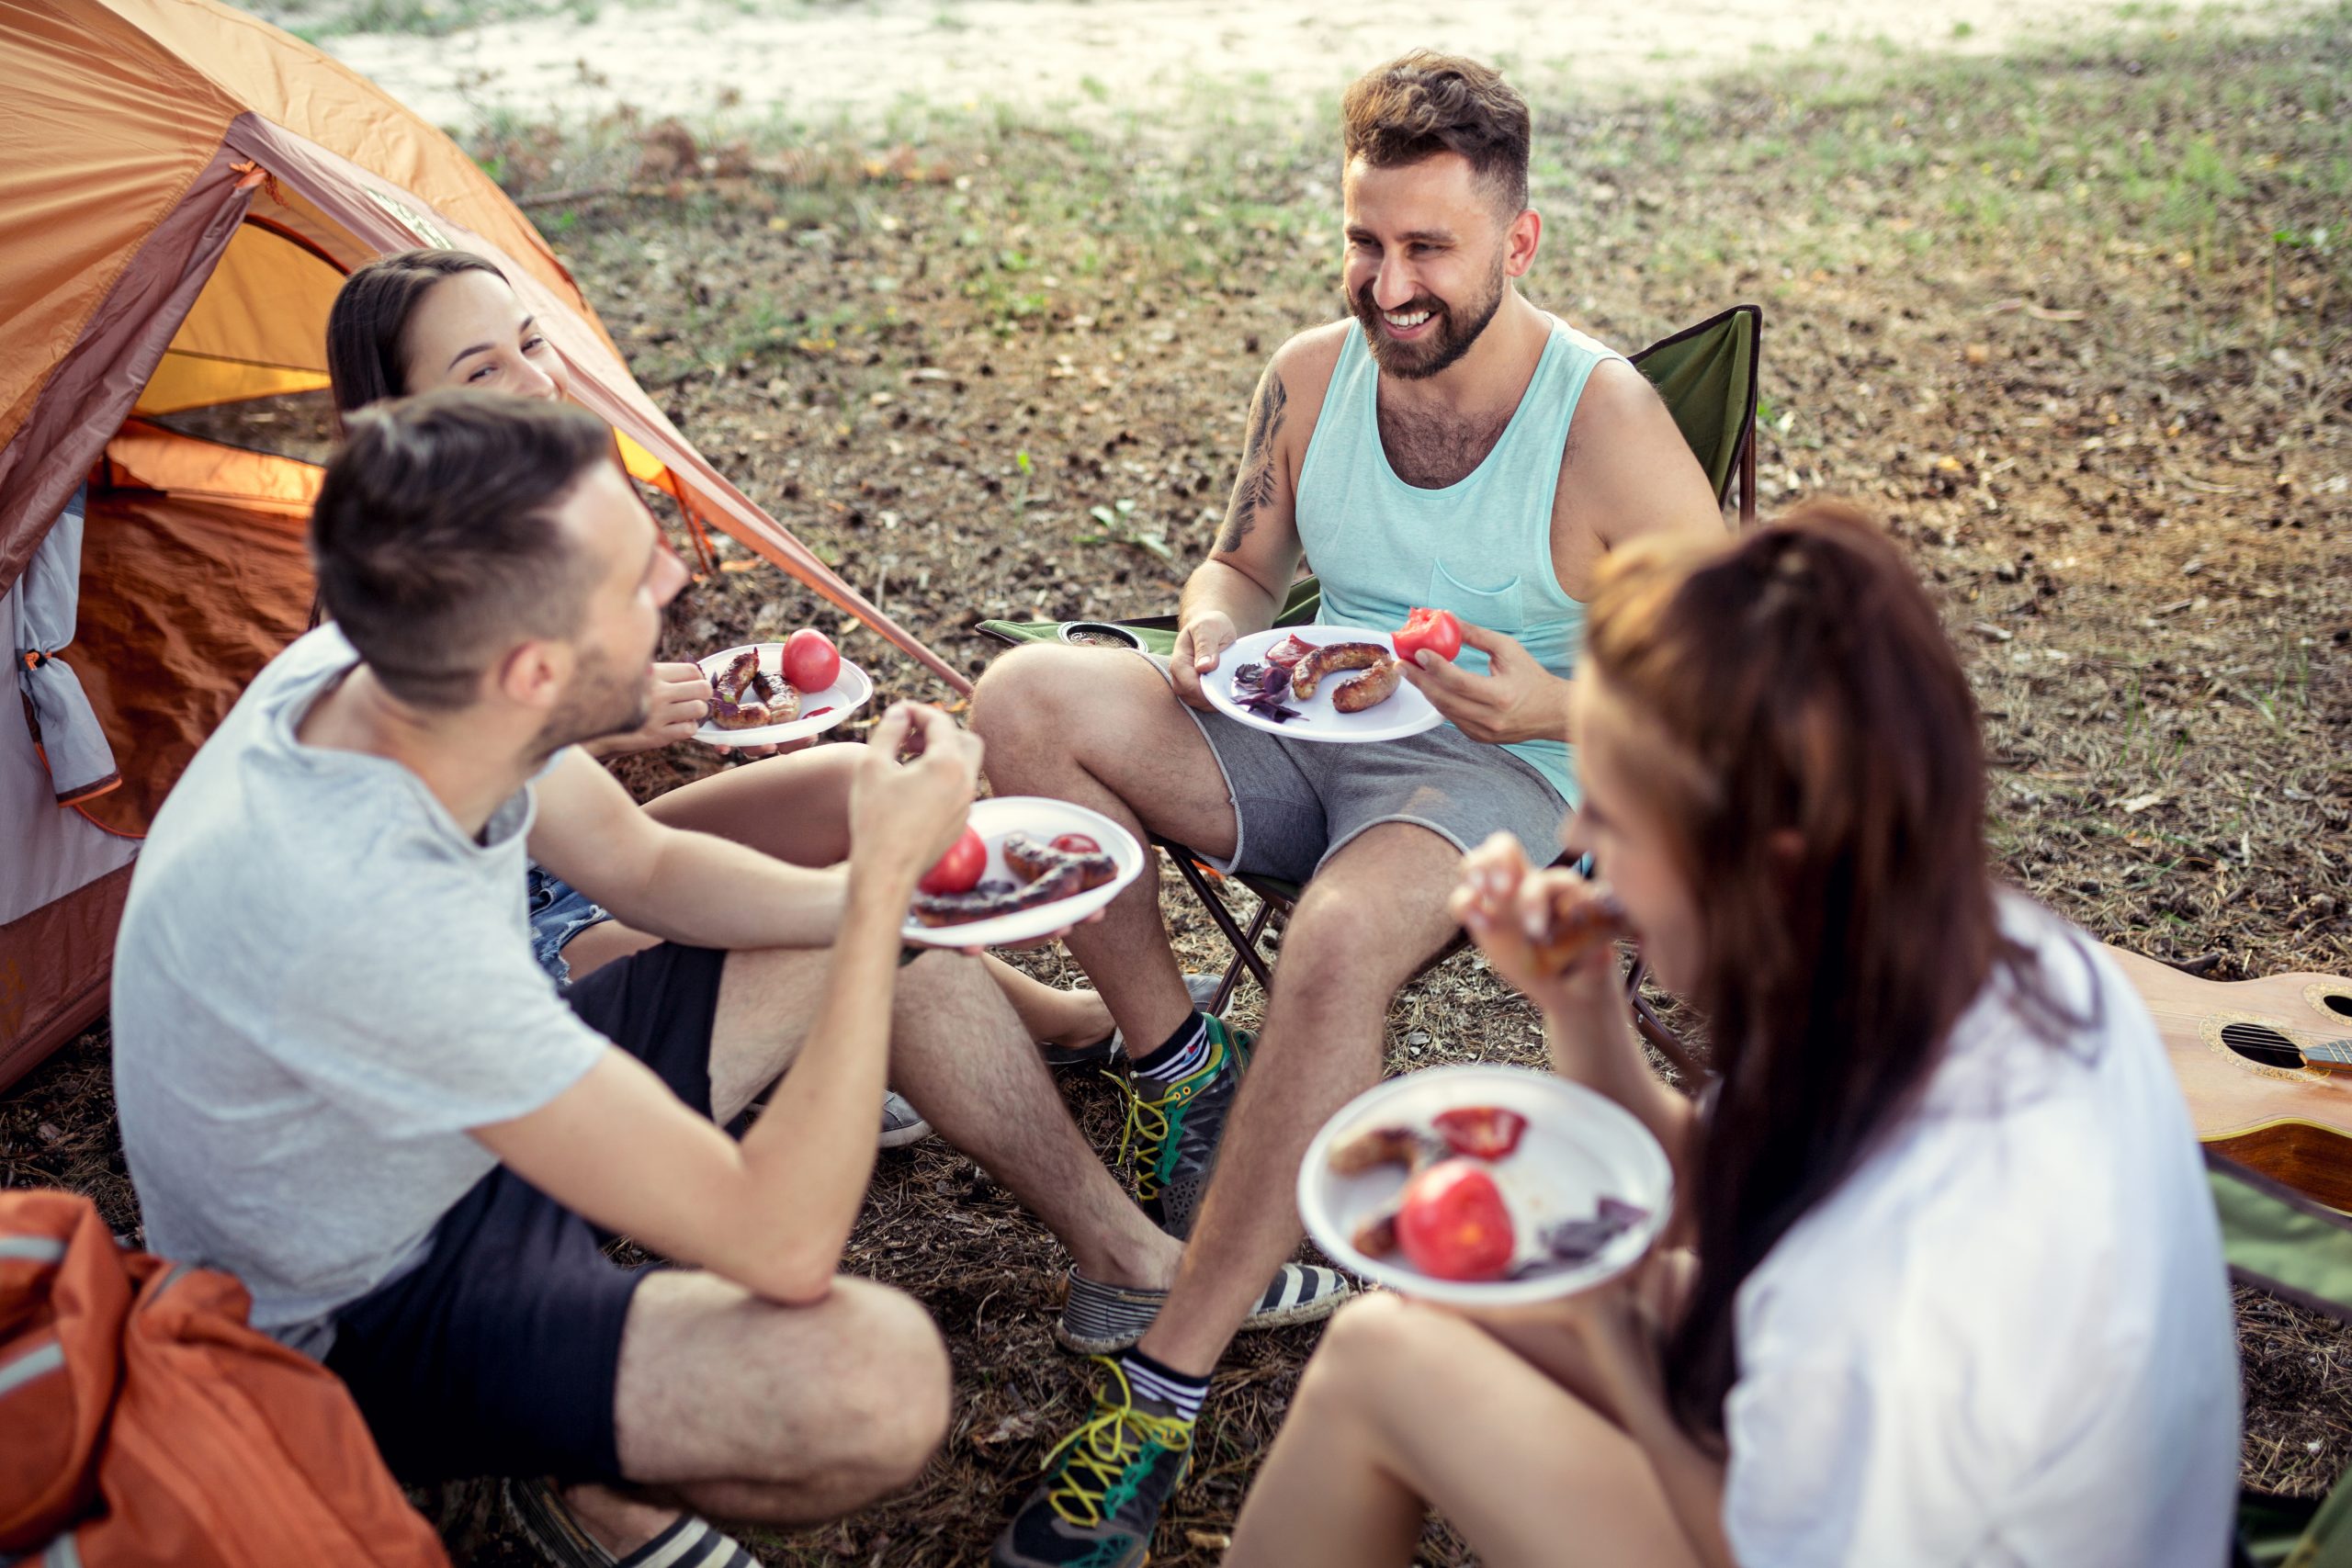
[0, 1188, 449, 1567]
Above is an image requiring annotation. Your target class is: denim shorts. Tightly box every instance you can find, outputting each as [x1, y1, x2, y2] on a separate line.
[526, 863, 614, 988]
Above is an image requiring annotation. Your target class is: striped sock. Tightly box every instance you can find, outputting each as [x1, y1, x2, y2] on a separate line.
[1131, 1013, 1211, 1085]
[1120, 1348, 1208, 1423]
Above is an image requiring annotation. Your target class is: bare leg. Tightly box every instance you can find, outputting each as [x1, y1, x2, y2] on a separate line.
[639, 743, 860, 863]
[1135, 823, 1464, 1375]
[560, 943, 1182, 1553]
[1226, 1292, 1697, 1568]
[561, 1270, 953, 1547]
[883, 953, 1181, 1291]
[988, 958, 1115, 1050]
[705, 943, 1181, 1288]
[970, 645, 1238, 1053]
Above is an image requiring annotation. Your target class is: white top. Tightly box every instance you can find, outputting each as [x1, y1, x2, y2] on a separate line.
[113, 626, 608, 1357]
[1721, 896, 2240, 1567]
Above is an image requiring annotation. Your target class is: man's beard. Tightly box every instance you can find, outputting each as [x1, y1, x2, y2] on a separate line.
[1350, 248, 1508, 380]
[530, 643, 650, 761]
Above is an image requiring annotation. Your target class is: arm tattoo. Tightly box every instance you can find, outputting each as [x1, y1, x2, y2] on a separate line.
[1216, 369, 1287, 554]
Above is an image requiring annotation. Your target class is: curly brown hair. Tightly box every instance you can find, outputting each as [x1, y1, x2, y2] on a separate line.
[1340, 51, 1531, 214]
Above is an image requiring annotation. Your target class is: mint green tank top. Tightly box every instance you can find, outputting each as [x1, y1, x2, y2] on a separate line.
[1294, 312, 1623, 804]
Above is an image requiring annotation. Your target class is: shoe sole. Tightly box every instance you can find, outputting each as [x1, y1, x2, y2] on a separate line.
[503, 1479, 612, 1568]
[878, 1118, 934, 1150]
[1053, 1280, 1350, 1355]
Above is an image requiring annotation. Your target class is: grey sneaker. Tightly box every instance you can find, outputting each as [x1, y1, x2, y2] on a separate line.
[1043, 973, 1223, 1069]
[1056, 1260, 1351, 1354]
[1119, 1014, 1249, 1238]
[879, 1089, 932, 1149]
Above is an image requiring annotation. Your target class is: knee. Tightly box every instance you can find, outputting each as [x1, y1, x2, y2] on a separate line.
[968, 646, 1091, 757]
[1293, 1291, 1430, 1417]
[1270, 895, 1407, 1010]
[817, 1280, 952, 1495]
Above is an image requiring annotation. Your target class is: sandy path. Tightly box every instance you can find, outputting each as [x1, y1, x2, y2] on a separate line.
[317, 0, 2301, 130]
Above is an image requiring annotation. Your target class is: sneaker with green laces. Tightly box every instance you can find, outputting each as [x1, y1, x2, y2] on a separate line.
[990, 1359, 1193, 1568]
[1118, 1015, 1250, 1239]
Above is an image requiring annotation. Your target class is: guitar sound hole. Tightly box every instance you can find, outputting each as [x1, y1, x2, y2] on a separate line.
[2222, 1022, 2306, 1071]
[2326, 993, 2352, 1021]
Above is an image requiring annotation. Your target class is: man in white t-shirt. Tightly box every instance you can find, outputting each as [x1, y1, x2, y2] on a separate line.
[110, 391, 1225, 1566]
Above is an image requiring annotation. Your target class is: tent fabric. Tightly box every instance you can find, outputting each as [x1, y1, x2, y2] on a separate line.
[0, 865, 133, 1087]
[9, 486, 120, 804]
[0, 0, 244, 456]
[0, 136, 256, 592]
[72, 441, 316, 840]
[136, 220, 343, 415]
[1, 0, 985, 1088]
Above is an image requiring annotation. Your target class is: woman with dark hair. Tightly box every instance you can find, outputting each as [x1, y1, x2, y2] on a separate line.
[324, 253, 1159, 1115]
[1225, 503, 2238, 1566]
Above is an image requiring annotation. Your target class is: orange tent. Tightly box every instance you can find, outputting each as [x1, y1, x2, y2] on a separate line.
[0, 0, 970, 1088]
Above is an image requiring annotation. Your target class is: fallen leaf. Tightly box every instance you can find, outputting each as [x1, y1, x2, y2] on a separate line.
[2120, 792, 2166, 814]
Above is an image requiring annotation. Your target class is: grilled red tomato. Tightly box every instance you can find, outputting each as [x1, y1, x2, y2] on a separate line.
[782, 627, 842, 693]
[1393, 606, 1463, 664]
[1432, 1105, 1528, 1161]
[1395, 1158, 1515, 1281]
[1050, 833, 1101, 855]
[917, 826, 988, 896]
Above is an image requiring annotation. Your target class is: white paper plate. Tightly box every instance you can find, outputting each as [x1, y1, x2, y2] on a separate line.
[692, 642, 872, 748]
[1298, 1063, 1673, 1305]
[900, 796, 1147, 950]
[1200, 625, 1442, 743]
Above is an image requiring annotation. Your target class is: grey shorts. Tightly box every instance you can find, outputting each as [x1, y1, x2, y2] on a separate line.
[1143, 653, 1568, 886]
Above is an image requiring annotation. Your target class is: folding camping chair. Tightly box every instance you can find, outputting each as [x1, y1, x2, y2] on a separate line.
[978, 305, 1761, 1077]
[2211, 1153, 2352, 1567]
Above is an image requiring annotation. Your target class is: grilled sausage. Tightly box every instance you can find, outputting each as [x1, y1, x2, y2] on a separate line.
[1288, 641, 1392, 700]
[1330, 653, 1402, 713]
[912, 832, 1119, 927]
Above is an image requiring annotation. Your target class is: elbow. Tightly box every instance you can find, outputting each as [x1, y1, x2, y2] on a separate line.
[725, 1235, 847, 1307]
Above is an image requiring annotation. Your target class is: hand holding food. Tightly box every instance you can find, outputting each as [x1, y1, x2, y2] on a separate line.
[1452, 834, 1625, 1010]
[1170, 611, 1239, 711]
[1393, 606, 1463, 664]
[850, 704, 980, 888]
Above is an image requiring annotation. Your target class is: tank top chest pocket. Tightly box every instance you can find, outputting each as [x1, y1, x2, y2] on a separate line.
[1427, 558, 1527, 635]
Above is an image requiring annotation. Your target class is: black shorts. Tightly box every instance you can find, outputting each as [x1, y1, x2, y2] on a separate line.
[323, 942, 727, 1483]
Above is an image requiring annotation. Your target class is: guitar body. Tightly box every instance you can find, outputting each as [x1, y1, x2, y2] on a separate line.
[2104, 944, 2352, 1209]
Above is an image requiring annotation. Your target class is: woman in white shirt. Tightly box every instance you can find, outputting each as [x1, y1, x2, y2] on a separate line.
[1226, 503, 2240, 1568]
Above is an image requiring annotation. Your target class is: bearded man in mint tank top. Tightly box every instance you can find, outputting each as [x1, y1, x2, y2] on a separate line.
[974, 51, 1727, 1568]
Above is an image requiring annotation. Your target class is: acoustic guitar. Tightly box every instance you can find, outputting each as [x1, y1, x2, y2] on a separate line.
[2104, 944, 2352, 1209]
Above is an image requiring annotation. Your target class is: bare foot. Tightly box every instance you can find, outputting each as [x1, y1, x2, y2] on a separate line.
[1035, 987, 1115, 1053]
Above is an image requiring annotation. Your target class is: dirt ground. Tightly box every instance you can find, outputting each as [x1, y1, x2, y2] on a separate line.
[6, 4, 2350, 1563]
[289, 0, 2315, 132]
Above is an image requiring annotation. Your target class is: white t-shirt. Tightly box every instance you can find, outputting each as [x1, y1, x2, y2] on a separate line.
[113, 626, 609, 1357]
[1721, 896, 2239, 1567]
